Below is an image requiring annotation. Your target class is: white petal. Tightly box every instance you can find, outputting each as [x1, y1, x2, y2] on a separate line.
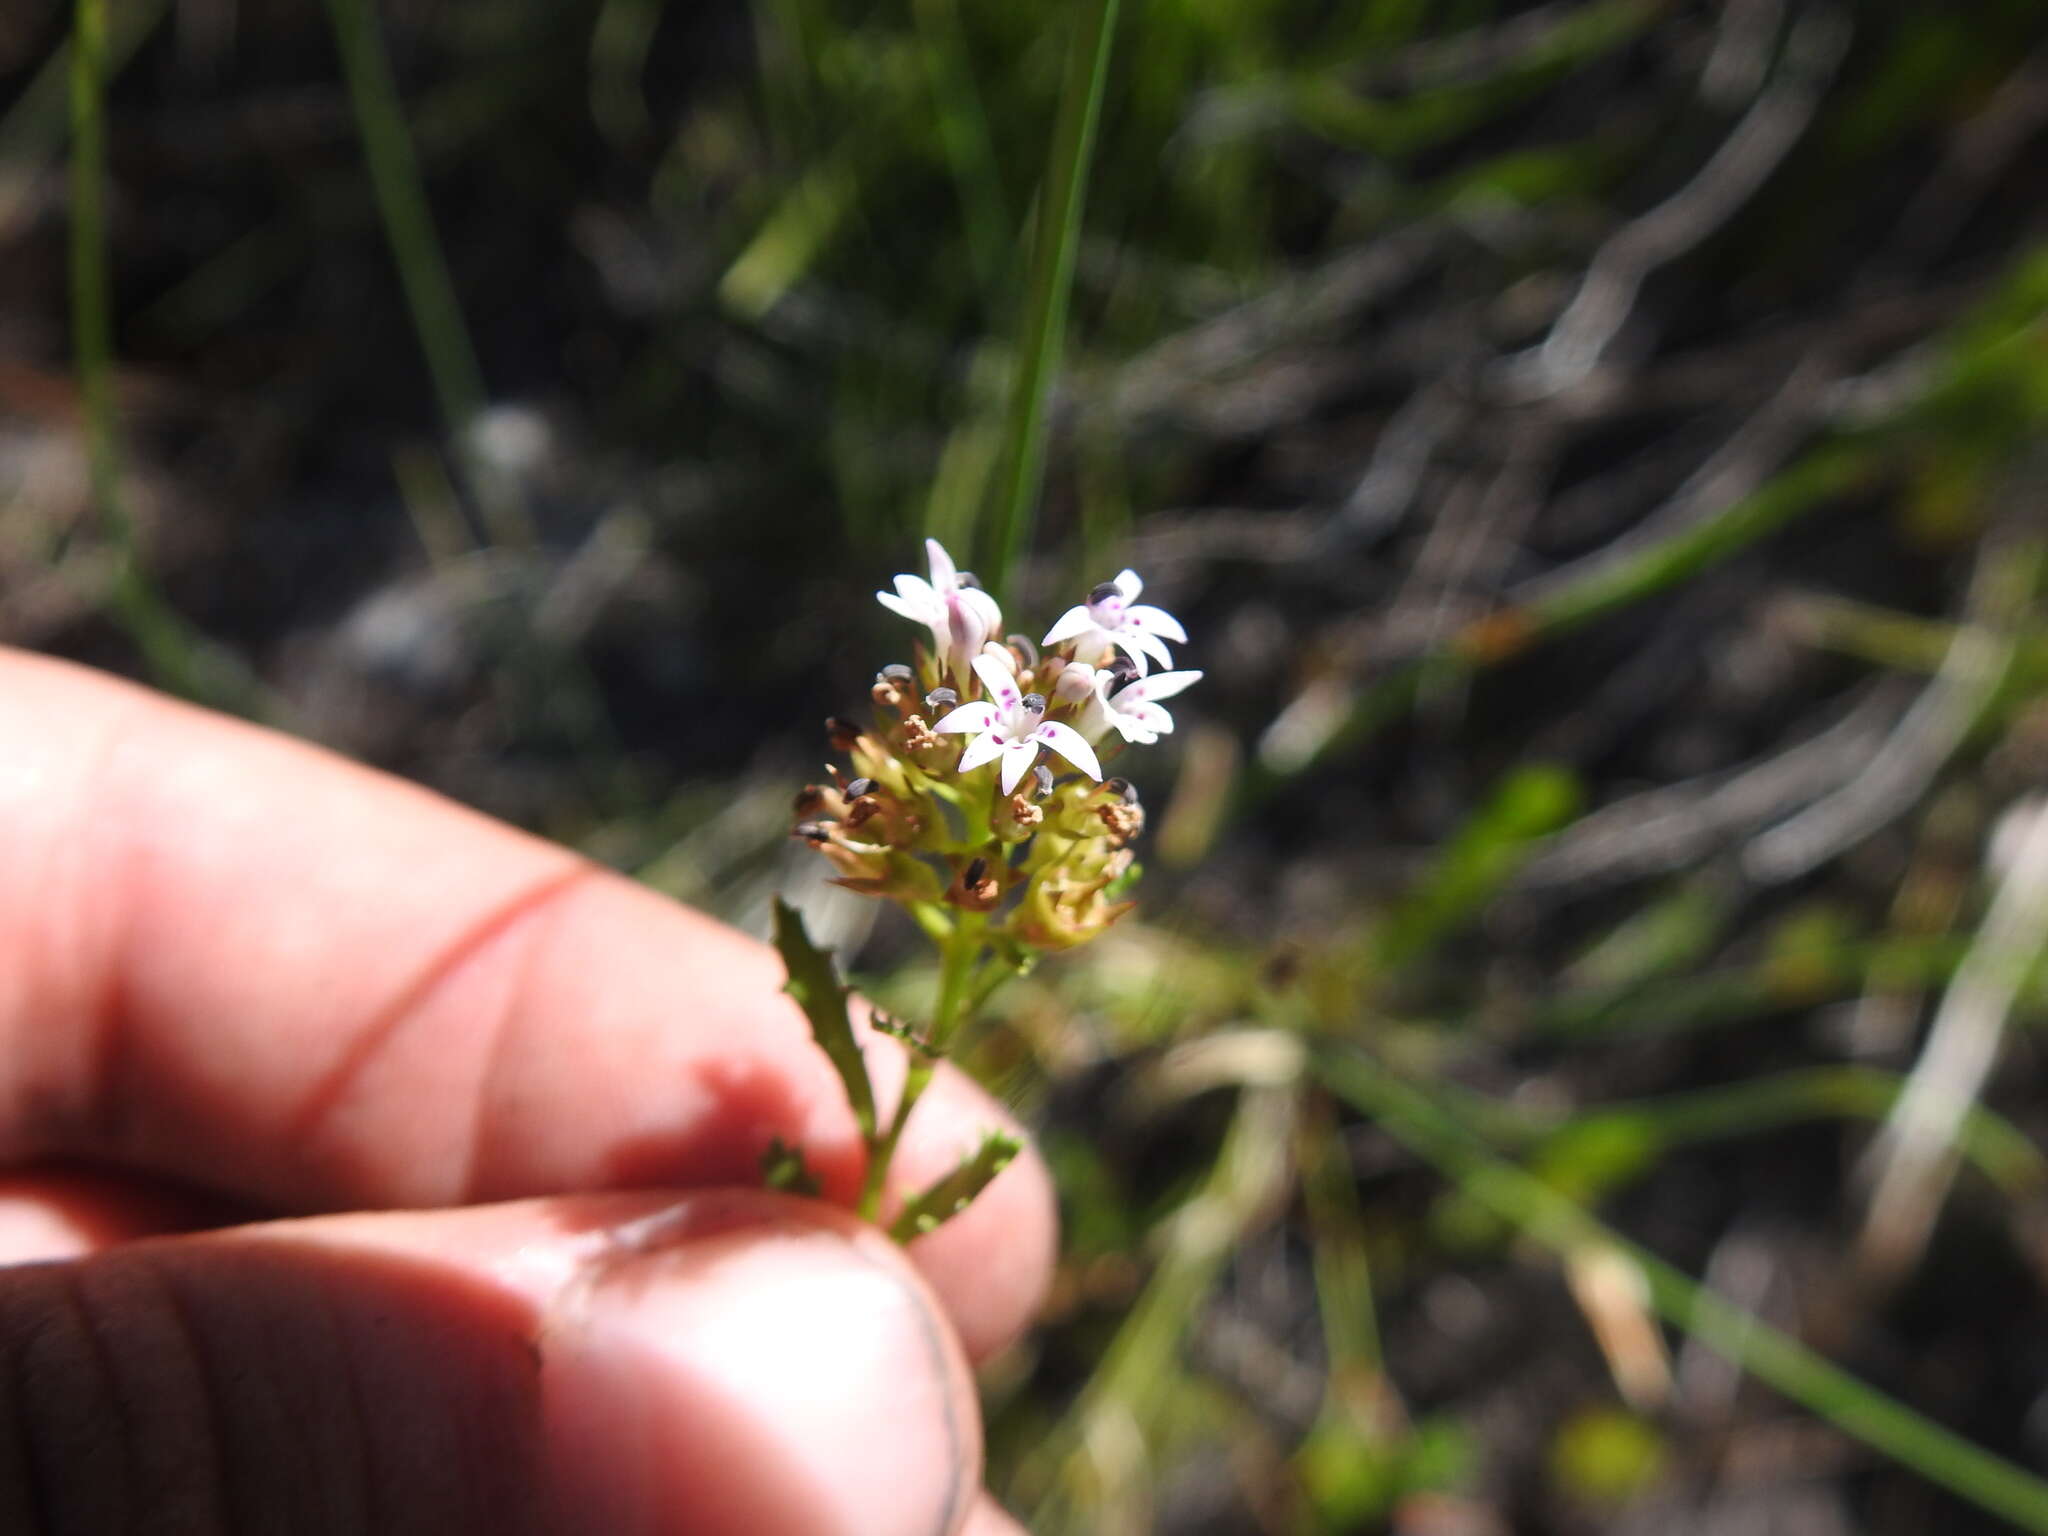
[1076, 695, 1117, 742]
[932, 702, 1000, 735]
[1126, 700, 1174, 735]
[876, 589, 924, 622]
[972, 651, 1022, 713]
[1000, 739, 1039, 795]
[894, 573, 938, 607]
[1041, 605, 1096, 647]
[956, 729, 1006, 773]
[1123, 668, 1202, 704]
[1124, 603, 1187, 644]
[1113, 714, 1160, 745]
[959, 586, 1003, 642]
[924, 537, 957, 592]
[1113, 568, 1143, 600]
[1033, 721, 1101, 780]
[1121, 628, 1176, 673]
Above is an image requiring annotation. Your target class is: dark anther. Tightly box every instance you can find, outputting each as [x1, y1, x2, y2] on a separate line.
[955, 571, 982, 588]
[963, 857, 988, 885]
[825, 716, 862, 749]
[1032, 764, 1055, 798]
[1104, 777, 1138, 804]
[1088, 580, 1121, 605]
[793, 821, 832, 844]
[843, 777, 875, 800]
[878, 664, 914, 684]
[1104, 655, 1140, 686]
[1021, 692, 1047, 714]
[1007, 634, 1039, 666]
[925, 687, 959, 713]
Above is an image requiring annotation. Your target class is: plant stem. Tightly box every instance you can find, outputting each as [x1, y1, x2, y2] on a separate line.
[857, 911, 984, 1220]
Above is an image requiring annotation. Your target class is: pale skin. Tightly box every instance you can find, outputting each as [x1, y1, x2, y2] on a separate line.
[0, 647, 1055, 1535]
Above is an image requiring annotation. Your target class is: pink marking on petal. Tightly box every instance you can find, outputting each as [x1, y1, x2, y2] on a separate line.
[1033, 721, 1102, 780]
[1125, 604, 1188, 644]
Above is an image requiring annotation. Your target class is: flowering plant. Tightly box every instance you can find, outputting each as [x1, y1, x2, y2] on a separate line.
[773, 539, 1198, 1239]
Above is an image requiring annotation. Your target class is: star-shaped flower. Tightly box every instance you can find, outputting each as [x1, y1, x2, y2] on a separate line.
[877, 538, 1003, 679]
[1041, 569, 1187, 674]
[934, 653, 1102, 794]
[1089, 664, 1203, 745]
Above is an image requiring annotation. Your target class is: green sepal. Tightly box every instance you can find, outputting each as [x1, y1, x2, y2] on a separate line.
[773, 897, 878, 1139]
[760, 1136, 822, 1197]
[870, 1011, 940, 1058]
[887, 1130, 1023, 1243]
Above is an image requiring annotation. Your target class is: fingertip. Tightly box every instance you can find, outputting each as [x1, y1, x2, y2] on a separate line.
[543, 1191, 982, 1536]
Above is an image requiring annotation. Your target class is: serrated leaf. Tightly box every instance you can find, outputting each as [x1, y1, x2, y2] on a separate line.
[773, 897, 878, 1140]
[888, 1130, 1023, 1243]
[760, 1136, 821, 1197]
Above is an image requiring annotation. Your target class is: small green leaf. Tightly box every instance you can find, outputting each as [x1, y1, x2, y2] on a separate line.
[760, 1136, 821, 1198]
[888, 1130, 1022, 1243]
[773, 897, 878, 1140]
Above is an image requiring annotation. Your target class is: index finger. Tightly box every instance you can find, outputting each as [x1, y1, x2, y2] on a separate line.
[0, 649, 1053, 1357]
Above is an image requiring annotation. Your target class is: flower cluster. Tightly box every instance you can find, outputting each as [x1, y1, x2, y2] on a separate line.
[793, 539, 1200, 952]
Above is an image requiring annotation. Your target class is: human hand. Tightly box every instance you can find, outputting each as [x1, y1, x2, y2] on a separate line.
[0, 648, 1054, 1535]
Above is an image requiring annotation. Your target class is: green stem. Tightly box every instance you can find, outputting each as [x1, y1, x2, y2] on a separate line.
[857, 912, 983, 1220]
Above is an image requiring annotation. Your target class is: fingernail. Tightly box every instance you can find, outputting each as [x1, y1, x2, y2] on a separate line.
[540, 1194, 977, 1536]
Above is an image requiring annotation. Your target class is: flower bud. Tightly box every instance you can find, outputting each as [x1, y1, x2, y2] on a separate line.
[1053, 662, 1097, 704]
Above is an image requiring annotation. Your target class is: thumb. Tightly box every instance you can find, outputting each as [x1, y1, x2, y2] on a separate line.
[0, 1190, 983, 1536]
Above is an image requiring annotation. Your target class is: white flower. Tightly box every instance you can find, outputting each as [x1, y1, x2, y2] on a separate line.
[877, 538, 1003, 679]
[1041, 568, 1187, 675]
[1085, 665, 1203, 745]
[934, 653, 1103, 794]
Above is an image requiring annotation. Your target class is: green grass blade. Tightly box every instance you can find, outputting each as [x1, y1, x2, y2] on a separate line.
[982, 0, 1120, 593]
[69, 0, 225, 704]
[1315, 1046, 2048, 1533]
[322, 0, 526, 544]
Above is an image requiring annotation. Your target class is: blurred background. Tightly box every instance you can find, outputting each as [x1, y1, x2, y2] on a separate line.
[6, 0, 2048, 1530]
